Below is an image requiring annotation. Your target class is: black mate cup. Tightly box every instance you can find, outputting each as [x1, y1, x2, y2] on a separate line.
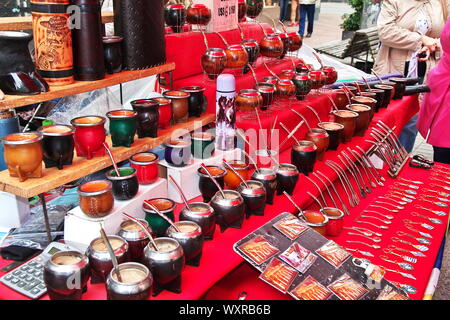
[237, 180, 266, 219]
[179, 202, 216, 241]
[106, 167, 139, 201]
[166, 221, 203, 267]
[117, 219, 152, 263]
[143, 237, 185, 296]
[291, 141, 317, 176]
[43, 251, 90, 300]
[106, 262, 153, 300]
[210, 190, 245, 233]
[38, 124, 75, 170]
[197, 165, 226, 202]
[251, 168, 277, 205]
[276, 163, 299, 195]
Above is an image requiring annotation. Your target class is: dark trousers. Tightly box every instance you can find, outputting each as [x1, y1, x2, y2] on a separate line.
[299, 4, 315, 36]
[279, 0, 289, 21]
[433, 146, 450, 165]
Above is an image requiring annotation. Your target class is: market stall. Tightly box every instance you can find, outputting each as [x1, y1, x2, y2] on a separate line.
[0, 0, 446, 302]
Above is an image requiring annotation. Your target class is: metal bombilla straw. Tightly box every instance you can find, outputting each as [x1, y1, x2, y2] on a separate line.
[325, 94, 339, 111]
[279, 121, 300, 145]
[282, 191, 305, 219]
[122, 212, 160, 251]
[99, 227, 123, 282]
[103, 142, 120, 177]
[362, 77, 373, 92]
[200, 163, 227, 199]
[312, 51, 324, 69]
[306, 191, 324, 209]
[169, 175, 192, 211]
[222, 159, 249, 188]
[144, 200, 181, 233]
[371, 69, 384, 84]
[241, 149, 261, 173]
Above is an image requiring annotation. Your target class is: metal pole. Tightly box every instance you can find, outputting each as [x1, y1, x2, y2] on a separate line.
[39, 193, 53, 243]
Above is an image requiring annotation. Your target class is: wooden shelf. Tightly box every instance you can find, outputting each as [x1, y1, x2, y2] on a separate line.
[0, 63, 175, 110]
[0, 11, 114, 31]
[0, 114, 215, 198]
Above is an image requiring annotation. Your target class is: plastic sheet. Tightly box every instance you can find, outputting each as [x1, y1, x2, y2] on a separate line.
[2, 204, 71, 250]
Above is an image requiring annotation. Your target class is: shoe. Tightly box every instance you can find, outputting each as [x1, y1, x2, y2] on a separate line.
[288, 22, 295, 27]
[305, 33, 312, 38]
[295, 22, 299, 26]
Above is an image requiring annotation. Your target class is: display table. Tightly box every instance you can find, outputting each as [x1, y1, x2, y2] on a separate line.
[0, 94, 428, 301]
[203, 162, 449, 300]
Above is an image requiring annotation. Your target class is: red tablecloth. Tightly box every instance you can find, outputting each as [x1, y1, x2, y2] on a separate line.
[203, 162, 449, 300]
[0, 95, 423, 300]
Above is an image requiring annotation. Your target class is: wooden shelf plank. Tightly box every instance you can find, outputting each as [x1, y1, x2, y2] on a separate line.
[0, 114, 215, 198]
[0, 63, 175, 110]
[0, 11, 114, 31]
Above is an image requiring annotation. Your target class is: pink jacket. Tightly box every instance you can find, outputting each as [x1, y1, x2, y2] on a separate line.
[417, 19, 450, 148]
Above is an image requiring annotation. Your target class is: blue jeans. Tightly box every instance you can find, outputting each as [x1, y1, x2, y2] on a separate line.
[279, 0, 289, 21]
[399, 114, 418, 153]
[299, 4, 315, 36]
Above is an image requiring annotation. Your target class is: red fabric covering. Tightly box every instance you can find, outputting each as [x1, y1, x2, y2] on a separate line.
[165, 22, 302, 114]
[166, 23, 273, 81]
[0, 95, 426, 300]
[203, 162, 449, 300]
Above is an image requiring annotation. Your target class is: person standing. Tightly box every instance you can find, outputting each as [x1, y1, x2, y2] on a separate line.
[417, 19, 450, 164]
[289, 0, 300, 26]
[298, 0, 317, 38]
[279, 0, 289, 22]
[373, 0, 449, 153]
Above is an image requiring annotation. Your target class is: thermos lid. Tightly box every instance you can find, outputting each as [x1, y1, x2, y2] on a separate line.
[217, 74, 236, 93]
